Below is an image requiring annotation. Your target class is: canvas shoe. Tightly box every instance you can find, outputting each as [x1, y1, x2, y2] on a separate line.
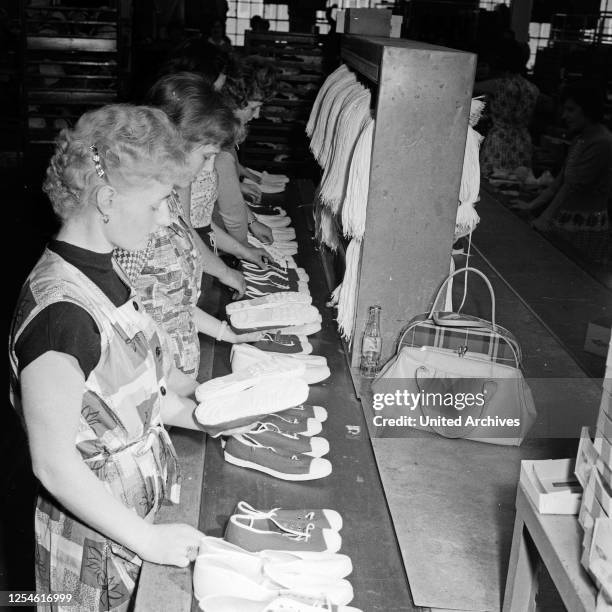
[260, 170, 290, 184]
[198, 595, 362, 612]
[243, 423, 329, 458]
[254, 213, 292, 227]
[196, 536, 352, 580]
[234, 501, 343, 533]
[225, 512, 340, 553]
[247, 204, 287, 217]
[243, 286, 310, 300]
[272, 227, 296, 241]
[230, 304, 321, 332]
[253, 333, 313, 355]
[272, 241, 298, 256]
[258, 413, 322, 437]
[278, 404, 328, 423]
[231, 345, 330, 385]
[248, 235, 293, 267]
[224, 435, 332, 482]
[226, 292, 312, 316]
[261, 321, 322, 336]
[195, 360, 306, 402]
[242, 262, 309, 284]
[195, 378, 310, 437]
[194, 556, 353, 606]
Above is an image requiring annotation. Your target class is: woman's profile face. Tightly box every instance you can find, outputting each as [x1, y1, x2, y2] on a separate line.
[108, 180, 173, 250]
[235, 100, 262, 126]
[562, 98, 588, 135]
[186, 143, 219, 178]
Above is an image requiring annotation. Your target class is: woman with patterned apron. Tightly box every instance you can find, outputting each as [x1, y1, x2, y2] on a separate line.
[114, 74, 268, 379]
[9, 105, 205, 611]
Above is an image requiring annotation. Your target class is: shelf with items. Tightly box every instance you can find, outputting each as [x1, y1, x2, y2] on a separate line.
[310, 35, 476, 370]
[243, 30, 325, 173]
[19, 0, 132, 161]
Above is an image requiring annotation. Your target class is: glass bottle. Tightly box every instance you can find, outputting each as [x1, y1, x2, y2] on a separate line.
[360, 305, 382, 378]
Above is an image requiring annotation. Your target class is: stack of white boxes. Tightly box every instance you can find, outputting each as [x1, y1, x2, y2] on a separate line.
[574, 340, 612, 609]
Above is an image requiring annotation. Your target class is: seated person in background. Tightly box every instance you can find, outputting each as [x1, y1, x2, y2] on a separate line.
[207, 19, 232, 51]
[476, 38, 539, 177]
[512, 81, 612, 264]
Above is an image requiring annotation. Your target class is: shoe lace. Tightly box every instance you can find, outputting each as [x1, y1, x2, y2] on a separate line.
[237, 502, 316, 539]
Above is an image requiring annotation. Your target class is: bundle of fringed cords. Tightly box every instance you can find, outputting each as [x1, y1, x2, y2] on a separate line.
[307, 66, 485, 342]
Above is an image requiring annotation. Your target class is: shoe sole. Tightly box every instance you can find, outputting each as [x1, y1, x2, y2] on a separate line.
[224, 450, 332, 481]
[230, 305, 320, 330]
[195, 363, 305, 402]
[226, 292, 312, 315]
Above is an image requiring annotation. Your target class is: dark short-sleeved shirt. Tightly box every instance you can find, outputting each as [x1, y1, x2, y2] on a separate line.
[14, 240, 130, 377]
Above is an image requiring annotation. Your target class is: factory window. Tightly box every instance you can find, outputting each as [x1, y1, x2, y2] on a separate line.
[225, 1, 289, 46]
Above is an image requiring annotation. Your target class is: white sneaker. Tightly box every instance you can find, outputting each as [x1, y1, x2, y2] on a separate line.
[194, 556, 353, 606]
[272, 241, 298, 256]
[195, 378, 309, 435]
[226, 292, 312, 316]
[272, 227, 296, 241]
[231, 345, 330, 385]
[195, 360, 306, 402]
[255, 214, 292, 227]
[230, 304, 321, 332]
[198, 595, 362, 612]
[262, 321, 322, 336]
[197, 536, 352, 578]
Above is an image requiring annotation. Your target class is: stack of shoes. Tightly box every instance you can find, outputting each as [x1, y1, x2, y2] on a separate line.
[256, 404, 328, 436]
[193, 360, 309, 437]
[223, 428, 331, 480]
[231, 344, 330, 385]
[221, 400, 330, 480]
[195, 515, 361, 610]
[229, 304, 322, 336]
[248, 235, 296, 269]
[254, 213, 291, 228]
[251, 331, 313, 355]
[248, 203, 287, 217]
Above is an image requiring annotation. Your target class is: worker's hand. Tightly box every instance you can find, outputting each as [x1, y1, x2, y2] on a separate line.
[232, 331, 266, 343]
[241, 246, 269, 269]
[249, 220, 273, 245]
[137, 523, 204, 567]
[220, 267, 246, 298]
[240, 182, 262, 204]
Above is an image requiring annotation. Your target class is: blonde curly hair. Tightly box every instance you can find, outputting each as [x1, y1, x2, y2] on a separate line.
[43, 104, 191, 221]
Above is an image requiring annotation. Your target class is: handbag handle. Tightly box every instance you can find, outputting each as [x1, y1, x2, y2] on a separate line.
[428, 266, 496, 327]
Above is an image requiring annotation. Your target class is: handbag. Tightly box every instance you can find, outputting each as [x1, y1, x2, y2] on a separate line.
[371, 267, 536, 446]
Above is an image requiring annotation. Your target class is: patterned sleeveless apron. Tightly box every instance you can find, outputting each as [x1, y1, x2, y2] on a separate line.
[9, 249, 180, 611]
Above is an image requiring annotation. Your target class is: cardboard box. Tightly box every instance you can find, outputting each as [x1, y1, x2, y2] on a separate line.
[576, 427, 600, 487]
[520, 459, 582, 514]
[584, 317, 612, 358]
[338, 8, 392, 36]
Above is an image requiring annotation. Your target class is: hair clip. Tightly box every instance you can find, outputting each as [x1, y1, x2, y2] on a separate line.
[90, 144, 105, 178]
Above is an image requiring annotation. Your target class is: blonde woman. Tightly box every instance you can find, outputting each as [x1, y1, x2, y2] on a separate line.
[9, 105, 204, 610]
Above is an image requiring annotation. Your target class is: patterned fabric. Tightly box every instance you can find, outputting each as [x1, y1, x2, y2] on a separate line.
[190, 167, 218, 229]
[400, 315, 521, 367]
[480, 75, 539, 176]
[112, 239, 153, 285]
[547, 125, 612, 264]
[9, 249, 180, 612]
[114, 193, 204, 377]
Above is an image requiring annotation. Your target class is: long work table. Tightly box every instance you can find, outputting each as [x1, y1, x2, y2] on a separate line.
[135, 182, 417, 611]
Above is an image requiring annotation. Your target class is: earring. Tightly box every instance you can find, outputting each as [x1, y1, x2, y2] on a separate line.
[96, 204, 110, 224]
